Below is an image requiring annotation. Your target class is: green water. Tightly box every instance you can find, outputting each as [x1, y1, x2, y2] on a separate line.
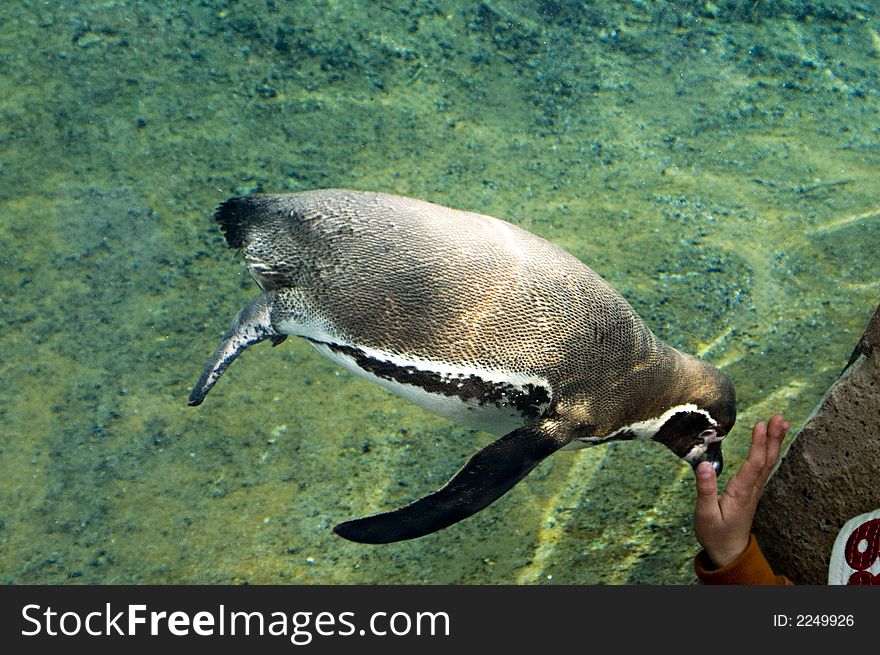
[1, 1, 877, 584]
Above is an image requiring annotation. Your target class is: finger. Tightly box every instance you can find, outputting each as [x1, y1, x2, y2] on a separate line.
[766, 413, 783, 433]
[767, 413, 788, 440]
[694, 461, 720, 520]
[742, 419, 769, 475]
[764, 413, 789, 469]
[751, 419, 768, 463]
[723, 420, 769, 500]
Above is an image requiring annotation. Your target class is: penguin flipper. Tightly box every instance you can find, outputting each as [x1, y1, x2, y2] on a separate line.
[188, 292, 279, 406]
[333, 420, 571, 544]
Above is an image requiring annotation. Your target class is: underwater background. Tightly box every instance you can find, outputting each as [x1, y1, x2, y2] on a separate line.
[1, 0, 877, 584]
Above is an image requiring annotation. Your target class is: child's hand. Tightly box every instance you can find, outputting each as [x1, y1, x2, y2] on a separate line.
[694, 413, 790, 568]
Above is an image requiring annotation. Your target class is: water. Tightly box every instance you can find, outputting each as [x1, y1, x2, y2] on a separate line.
[1, 1, 877, 584]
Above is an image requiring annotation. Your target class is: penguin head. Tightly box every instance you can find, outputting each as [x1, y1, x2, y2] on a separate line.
[651, 406, 731, 475]
[651, 365, 736, 475]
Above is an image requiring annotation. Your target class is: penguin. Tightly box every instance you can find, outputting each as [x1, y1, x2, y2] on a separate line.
[189, 189, 736, 544]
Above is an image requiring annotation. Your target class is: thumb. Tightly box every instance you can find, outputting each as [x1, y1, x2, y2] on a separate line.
[694, 461, 719, 516]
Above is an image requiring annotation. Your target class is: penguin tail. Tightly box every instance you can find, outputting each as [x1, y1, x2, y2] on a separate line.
[213, 195, 268, 249]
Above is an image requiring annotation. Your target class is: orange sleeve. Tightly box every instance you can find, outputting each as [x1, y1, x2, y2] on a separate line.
[694, 534, 794, 585]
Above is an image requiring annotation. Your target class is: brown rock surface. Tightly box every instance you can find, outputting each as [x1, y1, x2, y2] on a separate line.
[753, 305, 880, 584]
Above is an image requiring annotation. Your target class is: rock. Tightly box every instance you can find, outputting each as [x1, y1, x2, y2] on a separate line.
[753, 304, 880, 584]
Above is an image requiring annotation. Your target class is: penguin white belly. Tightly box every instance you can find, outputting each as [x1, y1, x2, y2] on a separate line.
[306, 340, 552, 437]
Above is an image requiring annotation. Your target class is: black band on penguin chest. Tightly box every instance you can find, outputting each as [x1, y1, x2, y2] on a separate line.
[309, 339, 551, 420]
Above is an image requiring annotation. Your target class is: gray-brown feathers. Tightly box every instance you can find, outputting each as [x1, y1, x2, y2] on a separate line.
[212, 189, 693, 434]
[194, 189, 736, 542]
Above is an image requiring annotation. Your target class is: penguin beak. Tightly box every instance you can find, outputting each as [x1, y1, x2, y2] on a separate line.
[689, 440, 723, 476]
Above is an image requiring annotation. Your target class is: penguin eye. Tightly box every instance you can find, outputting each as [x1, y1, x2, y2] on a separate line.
[698, 429, 717, 440]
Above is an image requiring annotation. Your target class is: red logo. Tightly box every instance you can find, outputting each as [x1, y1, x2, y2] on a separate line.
[844, 518, 880, 585]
